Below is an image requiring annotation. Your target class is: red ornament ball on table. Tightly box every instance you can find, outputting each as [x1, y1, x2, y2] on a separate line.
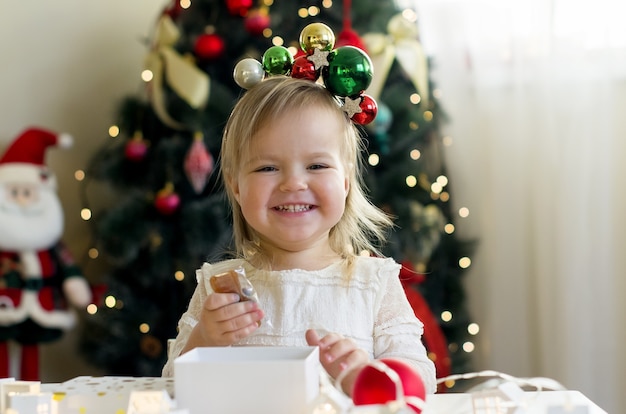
[194, 33, 225, 60]
[290, 55, 319, 81]
[352, 358, 426, 413]
[351, 94, 378, 125]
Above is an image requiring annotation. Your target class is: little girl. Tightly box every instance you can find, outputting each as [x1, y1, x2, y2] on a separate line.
[162, 76, 437, 395]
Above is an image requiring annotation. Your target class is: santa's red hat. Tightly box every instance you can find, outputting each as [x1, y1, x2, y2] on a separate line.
[0, 127, 72, 184]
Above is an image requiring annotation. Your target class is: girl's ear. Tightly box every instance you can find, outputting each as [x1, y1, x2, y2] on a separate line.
[227, 175, 240, 203]
[344, 164, 352, 198]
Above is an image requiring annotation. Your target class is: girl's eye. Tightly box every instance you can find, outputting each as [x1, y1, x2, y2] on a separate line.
[309, 164, 328, 170]
[255, 166, 277, 172]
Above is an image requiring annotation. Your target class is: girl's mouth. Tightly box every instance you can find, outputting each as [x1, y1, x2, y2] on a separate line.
[274, 204, 312, 212]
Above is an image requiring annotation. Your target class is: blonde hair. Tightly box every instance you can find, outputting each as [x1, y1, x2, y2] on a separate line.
[220, 76, 393, 267]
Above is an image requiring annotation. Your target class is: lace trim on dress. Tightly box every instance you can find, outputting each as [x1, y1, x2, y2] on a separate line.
[181, 314, 198, 328]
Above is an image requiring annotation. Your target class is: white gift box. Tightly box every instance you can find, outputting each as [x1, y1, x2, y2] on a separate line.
[6, 392, 53, 414]
[0, 380, 41, 413]
[174, 346, 320, 414]
[41, 376, 175, 414]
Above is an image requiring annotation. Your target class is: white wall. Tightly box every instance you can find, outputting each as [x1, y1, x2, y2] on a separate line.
[0, 1, 167, 382]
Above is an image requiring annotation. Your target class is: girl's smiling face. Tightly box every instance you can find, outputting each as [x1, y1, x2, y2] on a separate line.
[230, 106, 350, 256]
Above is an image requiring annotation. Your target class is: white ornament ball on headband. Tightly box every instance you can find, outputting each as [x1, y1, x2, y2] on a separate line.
[233, 58, 265, 89]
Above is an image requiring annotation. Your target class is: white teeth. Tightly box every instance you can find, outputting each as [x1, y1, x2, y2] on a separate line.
[276, 204, 311, 212]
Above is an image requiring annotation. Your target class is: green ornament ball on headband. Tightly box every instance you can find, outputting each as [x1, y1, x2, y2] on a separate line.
[262, 45, 294, 76]
[323, 46, 373, 98]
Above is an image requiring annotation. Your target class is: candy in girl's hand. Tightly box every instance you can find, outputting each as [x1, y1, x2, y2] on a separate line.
[209, 267, 259, 302]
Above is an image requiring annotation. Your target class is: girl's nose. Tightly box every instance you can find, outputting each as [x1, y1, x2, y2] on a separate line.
[279, 171, 308, 192]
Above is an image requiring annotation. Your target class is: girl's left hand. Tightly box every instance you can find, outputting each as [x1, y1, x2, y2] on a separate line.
[305, 329, 369, 396]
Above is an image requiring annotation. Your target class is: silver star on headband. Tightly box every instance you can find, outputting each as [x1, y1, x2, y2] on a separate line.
[342, 96, 363, 118]
[307, 48, 330, 70]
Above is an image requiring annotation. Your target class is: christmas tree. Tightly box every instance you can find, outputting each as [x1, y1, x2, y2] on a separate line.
[79, 0, 474, 384]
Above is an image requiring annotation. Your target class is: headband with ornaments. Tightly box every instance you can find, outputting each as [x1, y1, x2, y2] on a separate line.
[233, 22, 377, 125]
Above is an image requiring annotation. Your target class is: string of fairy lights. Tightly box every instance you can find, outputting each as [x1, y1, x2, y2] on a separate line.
[72, 0, 478, 386]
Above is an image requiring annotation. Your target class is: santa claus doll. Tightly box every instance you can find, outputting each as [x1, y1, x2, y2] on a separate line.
[0, 127, 91, 381]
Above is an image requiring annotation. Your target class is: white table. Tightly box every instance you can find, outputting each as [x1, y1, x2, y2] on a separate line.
[34, 377, 609, 414]
[424, 390, 608, 414]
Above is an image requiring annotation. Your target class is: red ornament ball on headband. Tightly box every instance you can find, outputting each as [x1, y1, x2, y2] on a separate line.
[351, 95, 378, 125]
[290, 55, 319, 81]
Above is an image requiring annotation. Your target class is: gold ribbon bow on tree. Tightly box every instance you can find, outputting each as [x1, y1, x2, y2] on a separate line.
[363, 14, 429, 108]
[144, 15, 210, 129]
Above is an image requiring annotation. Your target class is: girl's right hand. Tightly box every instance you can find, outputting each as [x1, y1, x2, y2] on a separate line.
[188, 292, 264, 348]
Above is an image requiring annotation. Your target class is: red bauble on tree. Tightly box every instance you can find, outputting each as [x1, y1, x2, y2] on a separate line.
[194, 33, 225, 61]
[337, 28, 367, 51]
[154, 183, 180, 215]
[352, 358, 426, 413]
[163, 0, 184, 20]
[336, 0, 367, 51]
[225, 0, 253, 16]
[244, 8, 270, 36]
[124, 132, 149, 162]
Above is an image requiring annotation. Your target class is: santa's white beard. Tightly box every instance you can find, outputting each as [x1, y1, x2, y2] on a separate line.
[0, 187, 64, 251]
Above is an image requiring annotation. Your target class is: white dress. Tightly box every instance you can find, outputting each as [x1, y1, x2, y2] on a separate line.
[162, 255, 437, 394]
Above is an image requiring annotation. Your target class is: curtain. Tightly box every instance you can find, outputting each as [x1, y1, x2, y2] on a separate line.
[414, 1, 626, 412]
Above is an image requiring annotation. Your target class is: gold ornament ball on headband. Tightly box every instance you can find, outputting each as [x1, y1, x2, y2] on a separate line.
[233, 58, 265, 89]
[299, 22, 336, 54]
